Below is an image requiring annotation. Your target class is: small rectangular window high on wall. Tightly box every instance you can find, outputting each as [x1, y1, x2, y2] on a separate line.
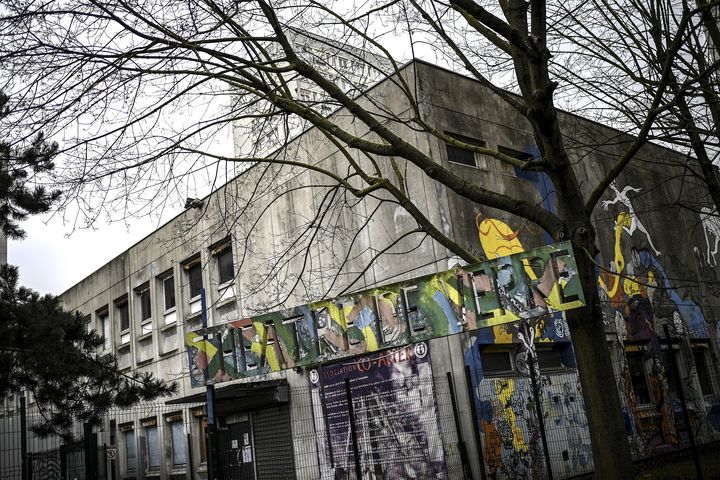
[135, 283, 152, 336]
[115, 296, 130, 345]
[211, 239, 235, 286]
[163, 276, 176, 311]
[158, 270, 177, 326]
[183, 255, 203, 318]
[183, 255, 203, 300]
[97, 307, 110, 351]
[444, 132, 488, 169]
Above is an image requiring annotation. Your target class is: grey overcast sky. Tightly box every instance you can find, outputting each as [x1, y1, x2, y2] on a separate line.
[9, 211, 179, 295]
[5, 30, 433, 296]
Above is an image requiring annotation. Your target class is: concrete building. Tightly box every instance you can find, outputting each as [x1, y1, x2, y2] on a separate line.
[11, 60, 720, 479]
[233, 30, 393, 158]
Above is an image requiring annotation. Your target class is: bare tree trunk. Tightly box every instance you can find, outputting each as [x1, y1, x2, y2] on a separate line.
[567, 237, 635, 479]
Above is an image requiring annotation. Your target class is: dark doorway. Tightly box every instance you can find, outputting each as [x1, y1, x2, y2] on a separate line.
[219, 417, 255, 480]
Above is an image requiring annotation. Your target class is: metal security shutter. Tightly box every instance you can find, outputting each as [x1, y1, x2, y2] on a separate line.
[252, 405, 296, 479]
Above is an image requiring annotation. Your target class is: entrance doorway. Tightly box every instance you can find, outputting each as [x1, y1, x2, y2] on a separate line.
[219, 415, 255, 480]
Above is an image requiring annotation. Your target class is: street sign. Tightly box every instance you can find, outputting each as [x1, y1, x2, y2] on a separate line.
[106, 446, 117, 460]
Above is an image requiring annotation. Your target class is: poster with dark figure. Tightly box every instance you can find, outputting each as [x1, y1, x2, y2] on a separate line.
[308, 342, 448, 479]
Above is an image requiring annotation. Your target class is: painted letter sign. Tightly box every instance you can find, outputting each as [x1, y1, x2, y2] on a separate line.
[186, 241, 585, 386]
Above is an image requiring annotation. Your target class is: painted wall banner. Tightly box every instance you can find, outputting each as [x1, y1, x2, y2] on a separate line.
[186, 241, 585, 386]
[308, 342, 448, 479]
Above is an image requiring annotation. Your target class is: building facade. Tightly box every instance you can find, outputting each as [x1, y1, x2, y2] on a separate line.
[6, 61, 719, 480]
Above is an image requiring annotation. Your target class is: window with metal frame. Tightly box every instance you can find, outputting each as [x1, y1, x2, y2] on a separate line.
[163, 275, 176, 311]
[212, 240, 235, 286]
[97, 307, 110, 351]
[142, 417, 160, 470]
[183, 256, 203, 299]
[168, 418, 187, 466]
[626, 349, 652, 404]
[116, 297, 130, 335]
[121, 424, 136, 472]
[444, 132, 488, 168]
[480, 347, 514, 376]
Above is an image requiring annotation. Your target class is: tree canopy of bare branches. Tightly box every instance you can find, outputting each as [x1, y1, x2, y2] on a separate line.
[2, 0, 719, 476]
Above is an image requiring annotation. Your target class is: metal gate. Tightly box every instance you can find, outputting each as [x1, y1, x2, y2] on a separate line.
[26, 440, 86, 480]
[218, 419, 255, 480]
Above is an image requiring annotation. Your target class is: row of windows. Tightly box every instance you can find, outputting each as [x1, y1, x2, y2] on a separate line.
[626, 343, 716, 406]
[120, 410, 257, 476]
[480, 343, 572, 376]
[91, 240, 236, 352]
[444, 132, 533, 170]
[121, 415, 186, 473]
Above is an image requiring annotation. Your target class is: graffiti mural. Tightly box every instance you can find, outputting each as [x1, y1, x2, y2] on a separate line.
[186, 241, 586, 387]
[462, 212, 592, 479]
[698, 206, 720, 266]
[602, 181, 661, 256]
[595, 178, 720, 456]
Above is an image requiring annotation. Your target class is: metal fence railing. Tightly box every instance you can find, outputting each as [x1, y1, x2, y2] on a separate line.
[1, 347, 719, 479]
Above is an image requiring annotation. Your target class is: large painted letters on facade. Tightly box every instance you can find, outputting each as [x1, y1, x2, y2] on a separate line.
[186, 241, 586, 387]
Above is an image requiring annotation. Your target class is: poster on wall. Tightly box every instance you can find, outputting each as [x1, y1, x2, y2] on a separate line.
[308, 342, 448, 479]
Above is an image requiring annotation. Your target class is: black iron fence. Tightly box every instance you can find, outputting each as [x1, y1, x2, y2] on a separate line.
[1, 360, 719, 479]
[0, 399, 89, 480]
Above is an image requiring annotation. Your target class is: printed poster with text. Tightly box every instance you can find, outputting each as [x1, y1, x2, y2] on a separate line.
[308, 342, 448, 479]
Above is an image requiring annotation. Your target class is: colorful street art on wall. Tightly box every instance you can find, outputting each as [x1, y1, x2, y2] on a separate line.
[308, 342, 447, 479]
[464, 208, 593, 479]
[465, 152, 719, 472]
[186, 241, 586, 387]
[698, 206, 720, 266]
[598, 182, 710, 340]
[596, 179, 718, 455]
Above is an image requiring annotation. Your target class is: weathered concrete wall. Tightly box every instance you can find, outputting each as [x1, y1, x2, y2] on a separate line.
[414, 60, 720, 469]
[55, 61, 720, 480]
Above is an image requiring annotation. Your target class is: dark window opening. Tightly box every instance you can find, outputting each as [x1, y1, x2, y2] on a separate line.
[445, 133, 486, 168]
[117, 300, 130, 333]
[693, 348, 714, 395]
[217, 247, 234, 285]
[98, 308, 110, 350]
[139, 288, 151, 322]
[188, 262, 203, 299]
[164, 276, 176, 311]
[536, 345, 565, 371]
[481, 349, 513, 375]
[626, 351, 652, 404]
